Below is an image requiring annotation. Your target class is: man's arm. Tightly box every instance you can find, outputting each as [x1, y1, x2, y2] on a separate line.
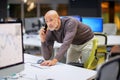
[55, 18, 78, 61]
[39, 28, 54, 60]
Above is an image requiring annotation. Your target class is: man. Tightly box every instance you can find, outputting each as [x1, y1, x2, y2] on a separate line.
[39, 10, 94, 66]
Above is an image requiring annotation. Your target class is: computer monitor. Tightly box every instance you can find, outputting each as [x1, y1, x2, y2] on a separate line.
[39, 16, 45, 26]
[0, 21, 24, 78]
[24, 17, 41, 34]
[60, 15, 82, 22]
[71, 15, 82, 22]
[82, 17, 103, 32]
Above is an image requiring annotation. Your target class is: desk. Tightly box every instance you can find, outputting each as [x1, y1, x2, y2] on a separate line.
[107, 35, 120, 46]
[21, 54, 97, 80]
[23, 34, 41, 47]
[23, 34, 120, 47]
[23, 34, 62, 48]
[0, 54, 97, 80]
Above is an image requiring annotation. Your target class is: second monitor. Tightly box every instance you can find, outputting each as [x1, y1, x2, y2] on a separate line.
[82, 17, 103, 32]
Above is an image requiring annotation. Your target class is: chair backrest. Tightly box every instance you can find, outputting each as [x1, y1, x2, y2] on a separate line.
[96, 56, 120, 80]
[84, 38, 98, 69]
[94, 33, 107, 46]
[94, 33, 108, 63]
[103, 23, 117, 35]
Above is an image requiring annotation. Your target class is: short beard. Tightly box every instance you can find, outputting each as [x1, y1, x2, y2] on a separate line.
[49, 23, 58, 31]
[49, 28, 55, 31]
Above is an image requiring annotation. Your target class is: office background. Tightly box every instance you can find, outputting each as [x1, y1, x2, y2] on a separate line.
[0, 0, 120, 34]
[0, 1, 120, 79]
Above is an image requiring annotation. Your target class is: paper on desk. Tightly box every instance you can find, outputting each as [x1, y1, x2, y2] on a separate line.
[31, 63, 50, 69]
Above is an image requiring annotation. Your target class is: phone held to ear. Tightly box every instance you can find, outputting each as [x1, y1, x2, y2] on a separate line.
[43, 17, 47, 33]
[44, 23, 47, 33]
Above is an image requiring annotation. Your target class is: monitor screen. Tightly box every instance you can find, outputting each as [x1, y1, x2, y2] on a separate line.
[0, 21, 24, 69]
[82, 17, 103, 32]
[60, 15, 82, 22]
[72, 15, 82, 22]
[24, 17, 41, 34]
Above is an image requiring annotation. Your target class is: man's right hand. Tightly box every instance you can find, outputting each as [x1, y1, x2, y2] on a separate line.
[40, 59, 58, 66]
[39, 27, 46, 42]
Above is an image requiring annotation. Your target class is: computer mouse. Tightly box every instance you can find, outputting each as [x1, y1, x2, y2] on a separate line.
[37, 59, 44, 64]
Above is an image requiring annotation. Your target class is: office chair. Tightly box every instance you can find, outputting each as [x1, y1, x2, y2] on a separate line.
[96, 56, 120, 80]
[103, 23, 117, 35]
[68, 38, 98, 70]
[84, 38, 98, 69]
[94, 33, 108, 65]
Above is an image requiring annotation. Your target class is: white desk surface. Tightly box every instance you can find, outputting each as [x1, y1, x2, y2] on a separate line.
[0, 54, 96, 80]
[23, 34, 62, 48]
[107, 35, 120, 46]
[23, 34, 120, 48]
[19, 53, 96, 80]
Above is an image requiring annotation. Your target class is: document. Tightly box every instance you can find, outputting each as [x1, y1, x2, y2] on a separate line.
[31, 63, 50, 69]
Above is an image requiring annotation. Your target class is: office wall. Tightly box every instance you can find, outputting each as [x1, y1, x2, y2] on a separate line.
[68, 0, 101, 17]
[0, 0, 7, 19]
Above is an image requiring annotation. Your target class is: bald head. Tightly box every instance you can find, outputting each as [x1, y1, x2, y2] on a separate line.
[44, 10, 61, 31]
[44, 10, 59, 20]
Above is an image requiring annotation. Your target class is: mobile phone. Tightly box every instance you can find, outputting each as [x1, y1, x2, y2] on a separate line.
[43, 18, 47, 33]
[44, 23, 47, 33]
